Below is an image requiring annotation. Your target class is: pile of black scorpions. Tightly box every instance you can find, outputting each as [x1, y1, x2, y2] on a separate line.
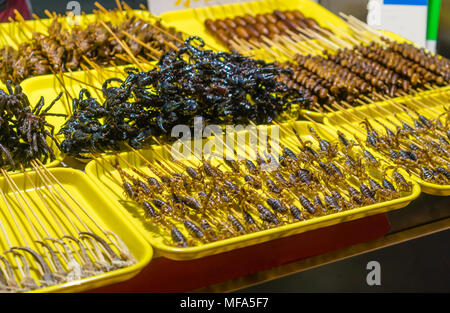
[0, 81, 63, 169]
[58, 36, 309, 158]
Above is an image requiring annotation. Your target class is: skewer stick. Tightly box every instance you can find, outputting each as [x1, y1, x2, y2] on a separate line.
[0, 179, 40, 286]
[342, 13, 386, 39]
[329, 25, 361, 46]
[48, 67, 75, 113]
[374, 91, 440, 118]
[99, 20, 144, 72]
[78, 64, 106, 101]
[402, 88, 447, 114]
[29, 162, 82, 235]
[121, 30, 162, 59]
[1, 170, 49, 241]
[0, 189, 27, 281]
[81, 56, 109, 83]
[8, 17, 31, 42]
[94, 2, 110, 15]
[58, 69, 72, 116]
[44, 10, 55, 20]
[285, 30, 321, 55]
[32, 160, 130, 262]
[1, 169, 66, 274]
[322, 104, 366, 136]
[248, 39, 281, 59]
[298, 28, 342, 50]
[30, 161, 113, 265]
[315, 27, 354, 49]
[32, 13, 50, 35]
[0, 169, 37, 247]
[20, 167, 78, 265]
[90, 154, 123, 187]
[276, 35, 305, 56]
[339, 100, 432, 151]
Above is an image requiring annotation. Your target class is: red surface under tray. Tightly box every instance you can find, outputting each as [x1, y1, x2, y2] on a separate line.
[89, 213, 391, 293]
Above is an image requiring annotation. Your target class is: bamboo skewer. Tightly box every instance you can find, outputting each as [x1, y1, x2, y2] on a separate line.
[0, 183, 39, 289]
[33, 160, 133, 261]
[0, 169, 71, 280]
[20, 167, 83, 267]
[0, 190, 26, 290]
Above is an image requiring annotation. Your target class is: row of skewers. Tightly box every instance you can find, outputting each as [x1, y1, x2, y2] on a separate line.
[91, 122, 413, 248]
[204, 9, 332, 49]
[0, 160, 136, 292]
[0, 2, 184, 84]
[217, 8, 450, 109]
[323, 91, 450, 185]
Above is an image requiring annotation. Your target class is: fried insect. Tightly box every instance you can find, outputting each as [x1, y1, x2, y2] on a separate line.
[110, 122, 413, 249]
[0, 82, 62, 169]
[0, 13, 184, 84]
[59, 37, 309, 157]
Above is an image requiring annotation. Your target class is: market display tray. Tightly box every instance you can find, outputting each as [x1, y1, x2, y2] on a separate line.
[84, 121, 420, 261]
[323, 88, 450, 195]
[0, 168, 152, 292]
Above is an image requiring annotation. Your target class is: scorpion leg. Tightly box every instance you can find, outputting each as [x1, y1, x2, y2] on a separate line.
[5, 250, 38, 290]
[11, 247, 58, 287]
[79, 232, 128, 269]
[35, 241, 67, 283]
[62, 235, 99, 277]
[41, 92, 63, 115]
[44, 237, 84, 282]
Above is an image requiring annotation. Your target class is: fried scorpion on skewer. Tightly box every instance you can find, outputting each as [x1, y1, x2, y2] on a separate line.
[95, 124, 412, 248]
[0, 14, 183, 84]
[0, 81, 64, 170]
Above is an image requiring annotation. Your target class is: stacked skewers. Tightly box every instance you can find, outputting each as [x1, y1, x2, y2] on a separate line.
[217, 9, 450, 110]
[0, 3, 184, 84]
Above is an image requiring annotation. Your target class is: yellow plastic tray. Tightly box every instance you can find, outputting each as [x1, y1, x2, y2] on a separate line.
[323, 90, 450, 196]
[0, 168, 152, 293]
[84, 121, 420, 260]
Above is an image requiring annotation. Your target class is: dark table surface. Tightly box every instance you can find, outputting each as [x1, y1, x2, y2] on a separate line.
[235, 193, 450, 293]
